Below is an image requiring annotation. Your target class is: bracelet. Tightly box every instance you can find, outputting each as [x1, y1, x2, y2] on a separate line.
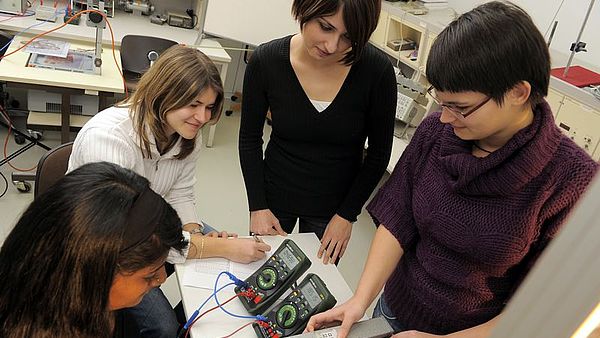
[199, 236, 205, 259]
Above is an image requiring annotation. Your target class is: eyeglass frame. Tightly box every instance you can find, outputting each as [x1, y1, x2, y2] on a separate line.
[426, 85, 492, 119]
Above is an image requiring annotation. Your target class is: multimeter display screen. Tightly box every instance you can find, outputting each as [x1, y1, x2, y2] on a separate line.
[280, 247, 299, 269]
[301, 282, 322, 308]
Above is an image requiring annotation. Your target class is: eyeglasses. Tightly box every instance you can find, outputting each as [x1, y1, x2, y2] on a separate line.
[427, 86, 491, 120]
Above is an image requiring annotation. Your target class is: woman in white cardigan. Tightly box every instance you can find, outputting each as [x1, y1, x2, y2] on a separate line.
[68, 45, 270, 338]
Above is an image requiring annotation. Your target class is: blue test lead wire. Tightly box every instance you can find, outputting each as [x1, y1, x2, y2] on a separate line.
[214, 271, 266, 322]
[182, 271, 249, 330]
[182, 281, 235, 330]
[0, 11, 61, 54]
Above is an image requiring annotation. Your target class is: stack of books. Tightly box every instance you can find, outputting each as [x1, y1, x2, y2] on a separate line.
[416, 0, 448, 9]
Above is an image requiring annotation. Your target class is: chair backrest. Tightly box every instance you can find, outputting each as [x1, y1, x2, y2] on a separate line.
[34, 142, 74, 198]
[120, 35, 178, 75]
[0, 31, 13, 58]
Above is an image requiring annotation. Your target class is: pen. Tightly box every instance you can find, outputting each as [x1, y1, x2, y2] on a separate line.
[253, 234, 261, 243]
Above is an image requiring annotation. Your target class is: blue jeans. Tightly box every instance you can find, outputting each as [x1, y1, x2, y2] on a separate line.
[123, 288, 179, 338]
[372, 296, 407, 333]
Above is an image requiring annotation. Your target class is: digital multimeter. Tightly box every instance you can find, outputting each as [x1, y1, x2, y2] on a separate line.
[236, 239, 311, 315]
[253, 273, 337, 338]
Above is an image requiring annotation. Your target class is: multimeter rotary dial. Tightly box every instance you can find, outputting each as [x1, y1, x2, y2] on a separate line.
[276, 304, 298, 328]
[256, 267, 278, 290]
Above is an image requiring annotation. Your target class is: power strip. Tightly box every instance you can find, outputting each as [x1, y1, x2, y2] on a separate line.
[288, 317, 393, 338]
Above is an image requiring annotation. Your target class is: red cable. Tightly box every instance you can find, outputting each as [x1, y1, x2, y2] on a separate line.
[0, 0, 33, 23]
[184, 292, 253, 338]
[0, 9, 127, 98]
[221, 321, 257, 338]
[0, 9, 129, 172]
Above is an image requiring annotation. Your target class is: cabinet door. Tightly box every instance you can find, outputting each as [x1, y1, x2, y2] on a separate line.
[546, 88, 564, 118]
[370, 10, 389, 48]
[555, 97, 600, 160]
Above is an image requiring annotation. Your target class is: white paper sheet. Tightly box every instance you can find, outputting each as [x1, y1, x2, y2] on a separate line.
[182, 238, 277, 290]
[24, 39, 70, 58]
[182, 258, 231, 289]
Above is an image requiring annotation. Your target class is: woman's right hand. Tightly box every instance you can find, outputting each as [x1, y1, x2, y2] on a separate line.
[225, 238, 272, 264]
[305, 297, 367, 338]
[250, 209, 287, 236]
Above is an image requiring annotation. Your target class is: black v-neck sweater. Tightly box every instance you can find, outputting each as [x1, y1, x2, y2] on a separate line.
[239, 36, 396, 221]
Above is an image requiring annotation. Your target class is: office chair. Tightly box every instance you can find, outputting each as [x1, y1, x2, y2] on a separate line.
[120, 35, 178, 92]
[0, 30, 12, 58]
[34, 142, 73, 198]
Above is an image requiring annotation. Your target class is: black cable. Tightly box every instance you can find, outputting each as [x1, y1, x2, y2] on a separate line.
[0, 171, 8, 199]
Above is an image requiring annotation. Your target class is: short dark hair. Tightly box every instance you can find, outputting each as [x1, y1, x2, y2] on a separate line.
[292, 0, 381, 65]
[426, 1, 550, 106]
[0, 162, 186, 338]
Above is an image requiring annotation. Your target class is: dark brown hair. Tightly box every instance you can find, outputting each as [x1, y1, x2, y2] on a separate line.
[0, 162, 186, 338]
[426, 1, 550, 107]
[292, 0, 381, 65]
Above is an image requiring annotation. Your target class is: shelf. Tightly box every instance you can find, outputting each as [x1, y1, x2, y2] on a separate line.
[27, 111, 92, 131]
[383, 46, 419, 69]
[386, 15, 426, 69]
[421, 32, 437, 74]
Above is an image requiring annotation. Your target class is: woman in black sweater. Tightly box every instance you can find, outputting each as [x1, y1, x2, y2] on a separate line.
[239, 0, 396, 264]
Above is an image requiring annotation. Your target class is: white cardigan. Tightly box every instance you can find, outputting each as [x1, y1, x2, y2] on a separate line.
[68, 106, 201, 262]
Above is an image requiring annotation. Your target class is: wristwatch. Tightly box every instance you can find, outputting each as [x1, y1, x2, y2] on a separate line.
[189, 223, 204, 235]
[189, 228, 202, 235]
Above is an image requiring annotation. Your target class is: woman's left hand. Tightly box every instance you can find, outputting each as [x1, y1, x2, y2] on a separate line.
[318, 214, 352, 264]
[392, 331, 441, 338]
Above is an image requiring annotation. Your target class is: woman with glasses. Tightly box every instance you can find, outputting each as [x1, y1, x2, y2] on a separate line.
[307, 2, 598, 338]
[68, 45, 270, 338]
[239, 0, 396, 265]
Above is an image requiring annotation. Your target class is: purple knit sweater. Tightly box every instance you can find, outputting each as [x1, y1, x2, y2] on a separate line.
[367, 102, 598, 334]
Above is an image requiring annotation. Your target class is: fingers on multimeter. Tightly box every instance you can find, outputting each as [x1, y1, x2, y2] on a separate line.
[253, 274, 337, 337]
[235, 239, 312, 315]
[233, 239, 337, 337]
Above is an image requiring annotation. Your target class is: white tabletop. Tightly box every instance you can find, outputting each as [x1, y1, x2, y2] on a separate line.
[175, 233, 354, 338]
[0, 11, 231, 69]
[0, 35, 124, 94]
[194, 38, 232, 64]
[0, 10, 200, 46]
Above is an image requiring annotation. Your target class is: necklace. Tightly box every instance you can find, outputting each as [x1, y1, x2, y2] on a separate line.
[472, 141, 493, 154]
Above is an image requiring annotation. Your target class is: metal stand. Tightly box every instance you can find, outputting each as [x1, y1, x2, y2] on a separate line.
[0, 116, 51, 190]
[563, 0, 595, 77]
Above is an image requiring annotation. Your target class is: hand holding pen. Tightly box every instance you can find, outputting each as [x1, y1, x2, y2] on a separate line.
[227, 235, 271, 264]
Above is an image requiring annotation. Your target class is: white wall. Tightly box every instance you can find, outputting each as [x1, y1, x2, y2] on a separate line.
[446, 0, 600, 72]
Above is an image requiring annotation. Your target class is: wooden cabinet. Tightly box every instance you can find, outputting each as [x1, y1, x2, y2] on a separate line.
[371, 10, 389, 49]
[546, 88, 565, 118]
[555, 97, 600, 160]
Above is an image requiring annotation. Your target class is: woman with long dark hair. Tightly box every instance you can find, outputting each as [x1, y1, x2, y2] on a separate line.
[0, 162, 187, 338]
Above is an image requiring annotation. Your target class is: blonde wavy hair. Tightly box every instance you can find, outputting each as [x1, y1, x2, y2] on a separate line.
[121, 44, 224, 160]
